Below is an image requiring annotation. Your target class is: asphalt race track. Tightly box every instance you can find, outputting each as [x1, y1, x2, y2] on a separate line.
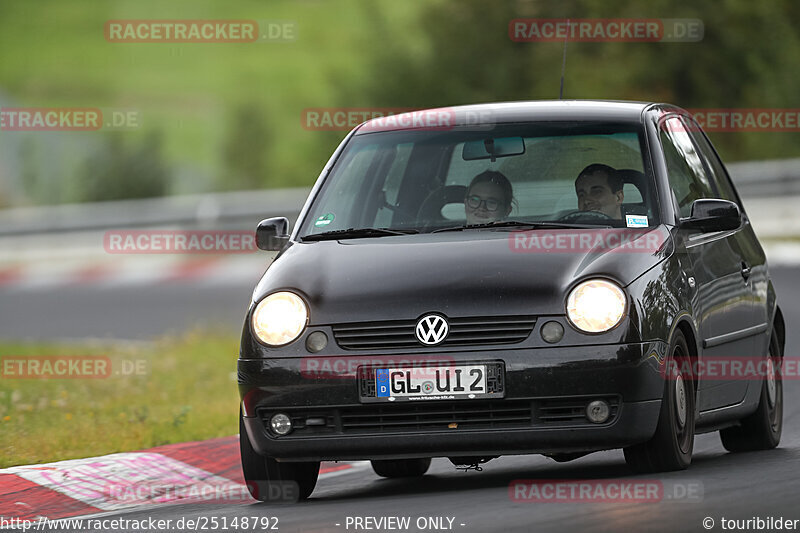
[1, 267, 798, 532]
[0, 283, 255, 341]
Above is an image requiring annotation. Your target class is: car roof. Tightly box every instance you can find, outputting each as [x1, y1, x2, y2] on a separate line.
[355, 100, 679, 134]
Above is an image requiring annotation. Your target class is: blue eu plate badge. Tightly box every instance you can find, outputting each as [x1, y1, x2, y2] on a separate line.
[376, 369, 390, 397]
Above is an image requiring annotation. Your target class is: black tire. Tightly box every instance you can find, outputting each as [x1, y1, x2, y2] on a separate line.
[371, 458, 431, 478]
[720, 332, 783, 452]
[240, 415, 319, 502]
[624, 329, 695, 473]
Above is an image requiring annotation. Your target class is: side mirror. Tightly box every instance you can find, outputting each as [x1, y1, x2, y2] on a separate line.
[679, 199, 741, 233]
[255, 217, 290, 251]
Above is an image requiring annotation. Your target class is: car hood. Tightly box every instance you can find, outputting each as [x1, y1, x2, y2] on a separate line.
[253, 226, 672, 323]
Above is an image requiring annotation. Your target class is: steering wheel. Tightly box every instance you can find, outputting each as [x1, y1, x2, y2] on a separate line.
[557, 210, 616, 223]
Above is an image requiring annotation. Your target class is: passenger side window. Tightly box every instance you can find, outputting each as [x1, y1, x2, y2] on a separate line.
[685, 121, 741, 206]
[660, 117, 715, 218]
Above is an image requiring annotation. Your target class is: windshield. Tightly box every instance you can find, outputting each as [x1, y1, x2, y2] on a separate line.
[298, 122, 657, 239]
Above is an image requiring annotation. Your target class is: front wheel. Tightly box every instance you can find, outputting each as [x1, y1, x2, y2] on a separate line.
[240, 415, 319, 502]
[624, 329, 695, 472]
[371, 458, 431, 478]
[719, 332, 783, 452]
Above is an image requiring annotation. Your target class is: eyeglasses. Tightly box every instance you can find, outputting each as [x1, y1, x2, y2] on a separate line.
[466, 195, 501, 212]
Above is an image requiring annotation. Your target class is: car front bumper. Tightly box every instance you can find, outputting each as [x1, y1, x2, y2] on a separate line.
[238, 341, 667, 461]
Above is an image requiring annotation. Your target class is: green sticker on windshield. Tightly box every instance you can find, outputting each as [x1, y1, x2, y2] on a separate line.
[314, 213, 335, 227]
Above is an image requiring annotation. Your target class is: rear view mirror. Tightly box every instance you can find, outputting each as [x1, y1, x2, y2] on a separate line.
[256, 217, 290, 251]
[462, 136, 525, 161]
[680, 199, 741, 233]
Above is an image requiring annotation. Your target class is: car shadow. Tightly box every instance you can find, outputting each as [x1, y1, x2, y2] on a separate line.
[300, 446, 796, 505]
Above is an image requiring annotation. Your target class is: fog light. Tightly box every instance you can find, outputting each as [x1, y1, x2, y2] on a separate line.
[270, 413, 292, 435]
[305, 331, 328, 353]
[540, 321, 565, 344]
[586, 400, 610, 424]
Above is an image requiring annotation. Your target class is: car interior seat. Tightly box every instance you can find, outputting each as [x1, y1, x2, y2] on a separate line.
[617, 169, 651, 219]
[417, 185, 468, 226]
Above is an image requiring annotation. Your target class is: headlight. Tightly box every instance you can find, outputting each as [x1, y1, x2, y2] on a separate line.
[251, 291, 308, 346]
[566, 279, 626, 333]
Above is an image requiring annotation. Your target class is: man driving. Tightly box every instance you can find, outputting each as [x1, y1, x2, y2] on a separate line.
[575, 163, 624, 219]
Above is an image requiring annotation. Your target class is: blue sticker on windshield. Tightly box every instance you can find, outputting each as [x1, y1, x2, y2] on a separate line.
[626, 214, 648, 228]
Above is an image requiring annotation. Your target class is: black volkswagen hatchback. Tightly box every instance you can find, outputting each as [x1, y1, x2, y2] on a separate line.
[238, 101, 784, 501]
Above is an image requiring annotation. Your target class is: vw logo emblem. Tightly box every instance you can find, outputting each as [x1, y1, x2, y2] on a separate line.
[416, 314, 449, 345]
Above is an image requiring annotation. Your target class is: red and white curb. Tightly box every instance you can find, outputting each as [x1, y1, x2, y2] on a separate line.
[0, 436, 355, 521]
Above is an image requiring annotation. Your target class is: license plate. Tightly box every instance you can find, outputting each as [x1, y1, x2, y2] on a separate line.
[375, 365, 490, 401]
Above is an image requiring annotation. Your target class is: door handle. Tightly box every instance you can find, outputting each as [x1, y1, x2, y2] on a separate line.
[741, 262, 751, 280]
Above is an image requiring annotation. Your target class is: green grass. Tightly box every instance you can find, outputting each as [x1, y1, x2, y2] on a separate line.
[0, 0, 434, 199]
[0, 331, 240, 468]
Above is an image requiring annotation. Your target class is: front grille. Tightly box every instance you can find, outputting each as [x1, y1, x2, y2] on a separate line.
[340, 400, 533, 432]
[258, 400, 533, 436]
[257, 396, 620, 438]
[332, 315, 537, 350]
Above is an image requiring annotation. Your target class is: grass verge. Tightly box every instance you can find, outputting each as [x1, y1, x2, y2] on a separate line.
[0, 331, 239, 468]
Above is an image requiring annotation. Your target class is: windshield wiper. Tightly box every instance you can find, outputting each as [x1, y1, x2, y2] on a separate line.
[432, 220, 613, 233]
[302, 227, 420, 241]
